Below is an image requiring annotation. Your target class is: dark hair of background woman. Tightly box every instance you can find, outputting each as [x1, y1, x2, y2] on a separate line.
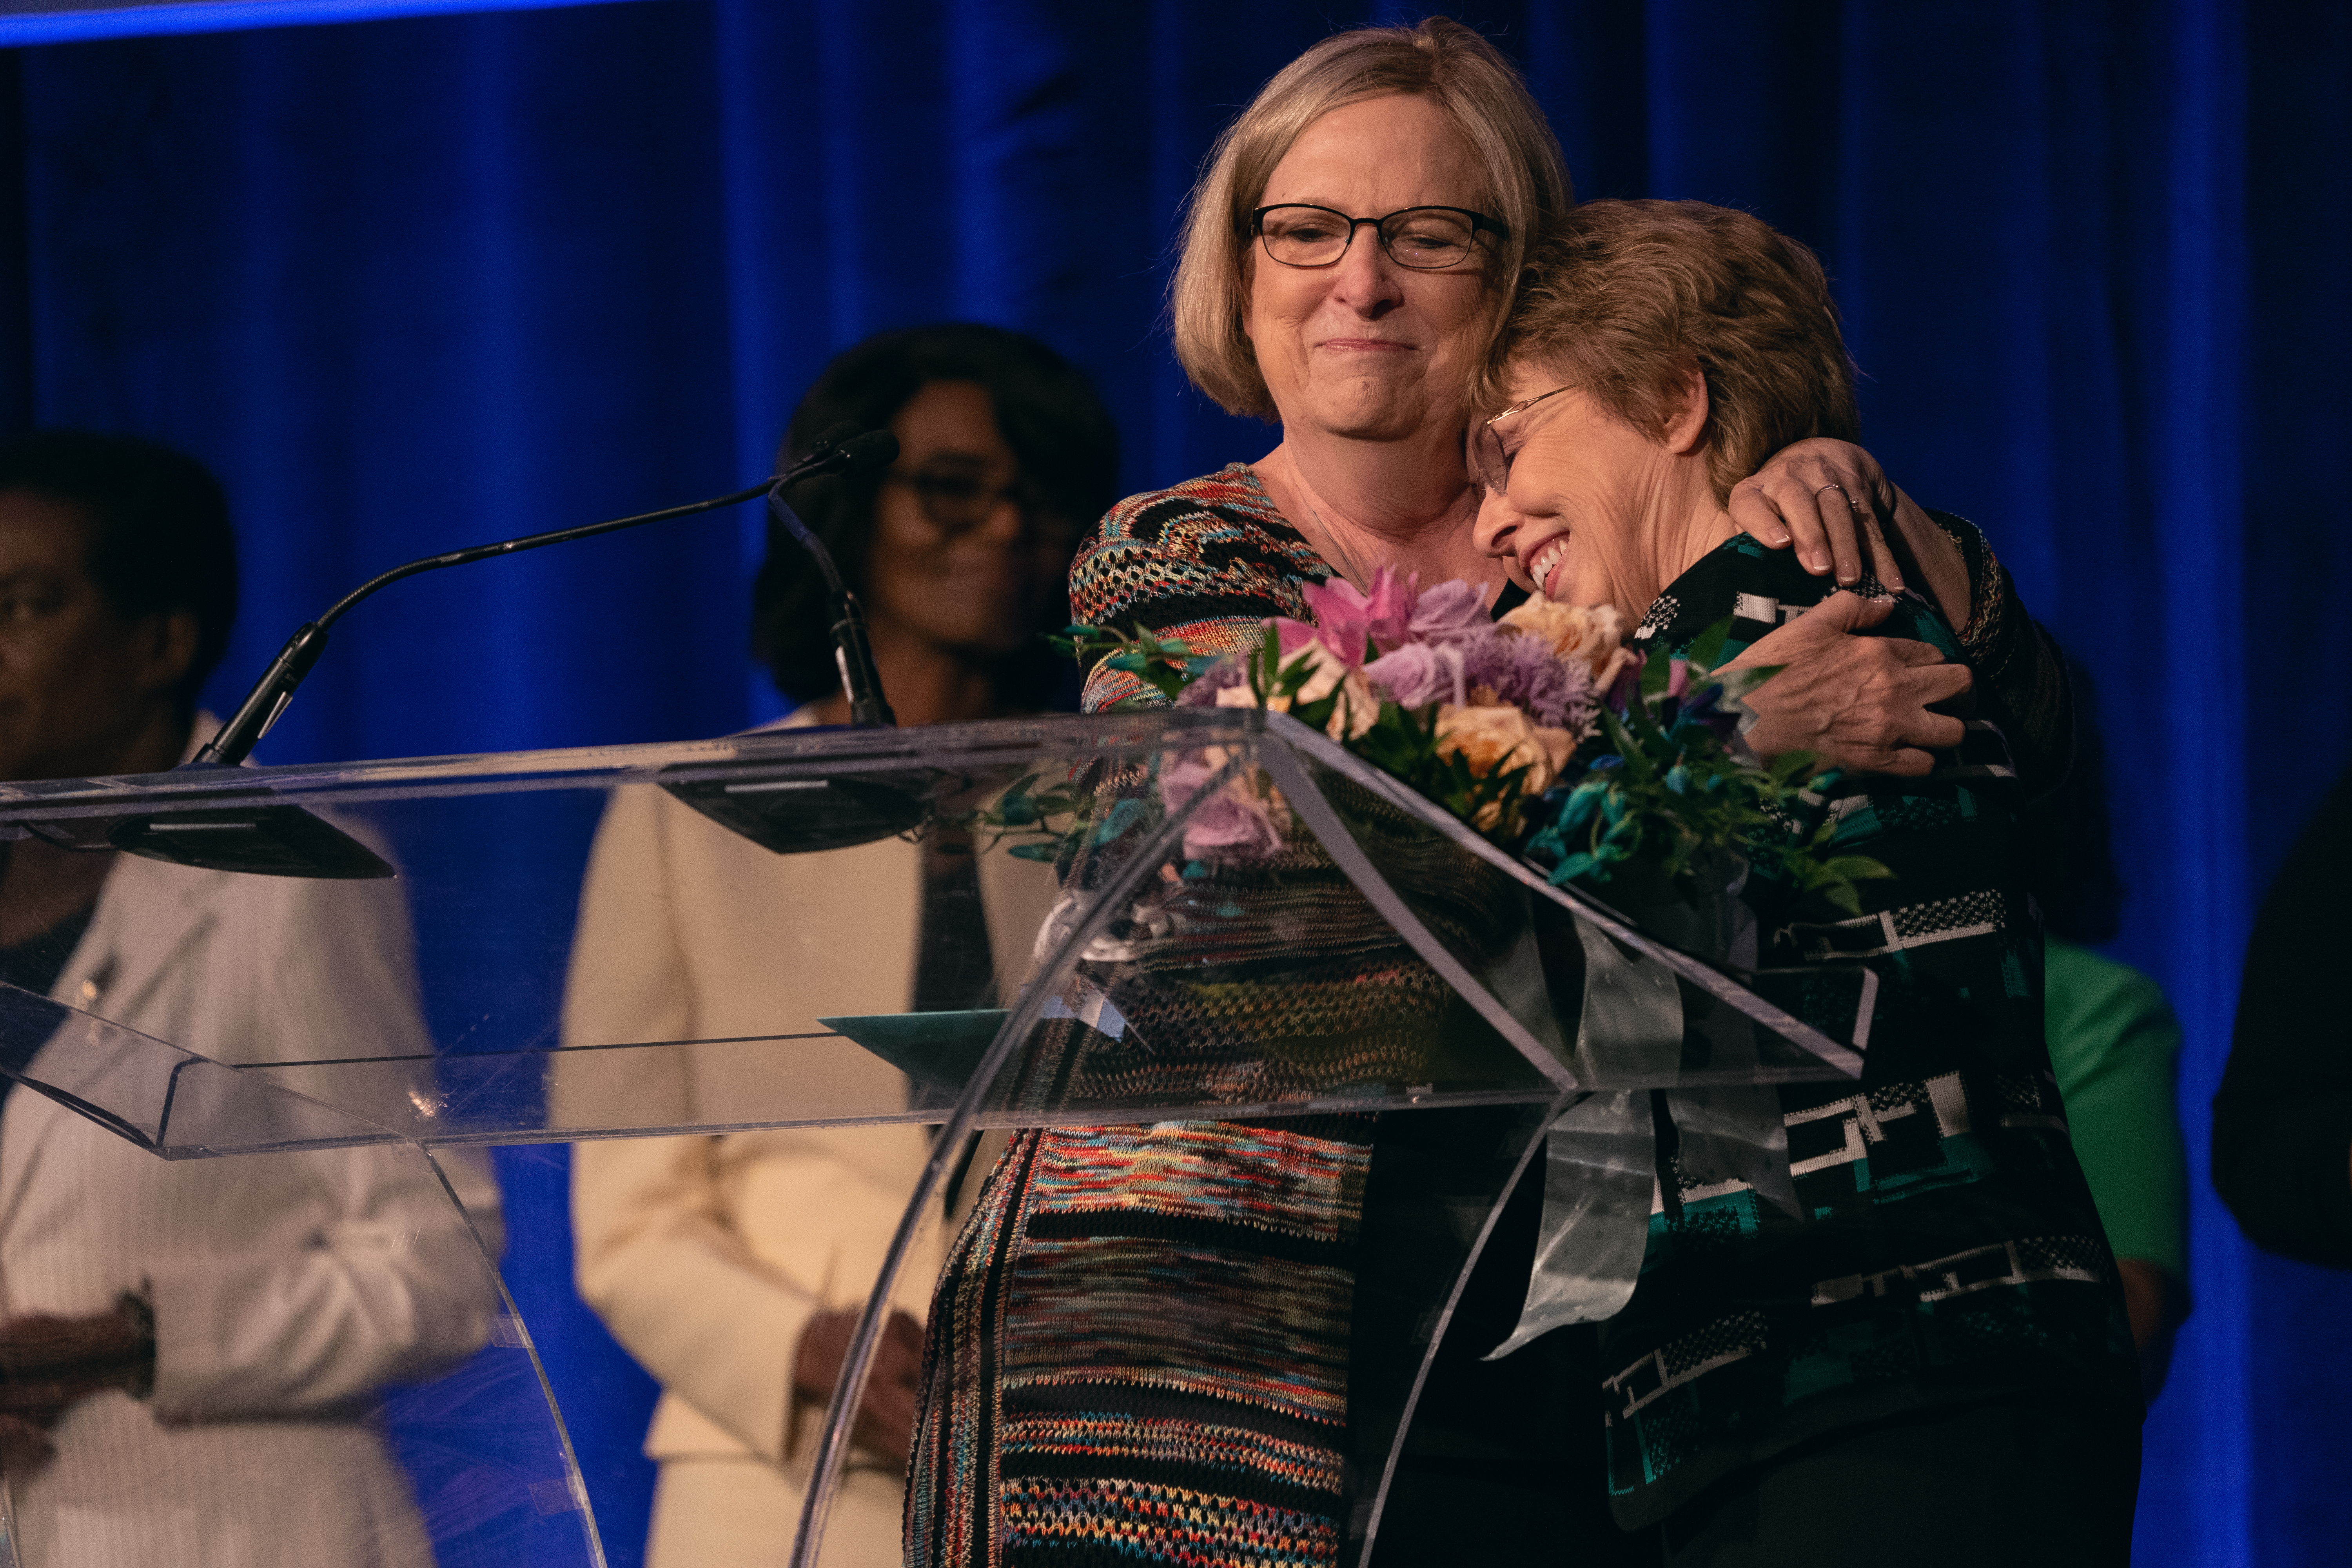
[752, 323, 1120, 710]
[0, 428, 238, 717]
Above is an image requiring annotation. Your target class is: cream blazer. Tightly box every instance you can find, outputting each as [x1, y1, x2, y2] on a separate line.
[8, 810, 502, 1567]
[563, 771, 1055, 1548]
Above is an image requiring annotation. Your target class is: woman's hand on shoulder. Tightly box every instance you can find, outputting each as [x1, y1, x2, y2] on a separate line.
[1724, 591, 1971, 777]
[1729, 439, 1971, 631]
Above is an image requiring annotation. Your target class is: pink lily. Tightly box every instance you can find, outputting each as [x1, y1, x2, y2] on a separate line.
[1301, 566, 1419, 665]
[1272, 617, 1325, 661]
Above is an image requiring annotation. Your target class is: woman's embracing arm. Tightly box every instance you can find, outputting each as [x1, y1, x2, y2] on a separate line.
[1728, 439, 2073, 793]
[1723, 590, 1970, 777]
[1726, 438, 1968, 623]
[1917, 507, 2074, 794]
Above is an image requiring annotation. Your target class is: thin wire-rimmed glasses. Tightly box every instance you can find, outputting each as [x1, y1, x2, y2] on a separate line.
[1252, 204, 1505, 271]
[1468, 385, 1574, 493]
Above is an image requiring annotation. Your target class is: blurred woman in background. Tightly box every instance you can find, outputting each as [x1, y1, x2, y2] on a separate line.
[563, 323, 1117, 1568]
[751, 323, 1118, 725]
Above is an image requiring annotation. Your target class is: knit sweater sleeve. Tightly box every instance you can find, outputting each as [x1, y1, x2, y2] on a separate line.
[1067, 463, 1330, 712]
[1928, 509, 2074, 796]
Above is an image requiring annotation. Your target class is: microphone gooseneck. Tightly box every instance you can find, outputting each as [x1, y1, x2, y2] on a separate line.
[192, 427, 901, 767]
[764, 427, 900, 728]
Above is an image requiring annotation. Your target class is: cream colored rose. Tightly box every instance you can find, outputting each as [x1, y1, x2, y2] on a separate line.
[1284, 639, 1351, 704]
[1434, 703, 1577, 824]
[1227, 644, 1379, 740]
[1499, 598, 1633, 687]
[1321, 669, 1380, 740]
[1216, 683, 1281, 712]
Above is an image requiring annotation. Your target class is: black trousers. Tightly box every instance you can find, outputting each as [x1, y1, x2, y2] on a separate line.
[1357, 1109, 2141, 1567]
[1655, 1399, 2143, 1567]
[1355, 1107, 1650, 1566]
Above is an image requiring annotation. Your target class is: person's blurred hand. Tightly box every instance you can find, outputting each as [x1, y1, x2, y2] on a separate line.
[1725, 592, 1971, 777]
[0, 1414, 53, 1475]
[2116, 1258, 2189, 1403]
[794, 1307, 926, 1472]
[0, 1308, 152, 1428]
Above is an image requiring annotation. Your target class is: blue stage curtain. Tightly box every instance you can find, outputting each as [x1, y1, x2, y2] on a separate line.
[3, 3, 2343, 1563]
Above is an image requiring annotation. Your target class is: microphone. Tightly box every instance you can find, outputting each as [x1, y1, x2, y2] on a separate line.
[657, 423, 945, 857]
[764, 425, 899, 727]
[194, 424, 902, 769]
[31, 428, 911, 880]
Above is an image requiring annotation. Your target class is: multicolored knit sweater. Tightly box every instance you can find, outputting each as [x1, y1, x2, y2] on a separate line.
[1064, 464, 1325, 711]
[906, 464, 2070, 1564]
[906, 466, 1383, 1568]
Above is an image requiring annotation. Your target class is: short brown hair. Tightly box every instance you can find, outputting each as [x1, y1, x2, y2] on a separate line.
[1169, 18, 1571, 421]
[1495, 200, 1861, 500]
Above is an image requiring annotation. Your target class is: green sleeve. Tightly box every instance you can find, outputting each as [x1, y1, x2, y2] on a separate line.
[2043, 940, 2190, 1279]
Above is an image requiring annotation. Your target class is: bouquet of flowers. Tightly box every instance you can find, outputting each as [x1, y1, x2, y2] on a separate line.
[1013, 568, 1886, 927]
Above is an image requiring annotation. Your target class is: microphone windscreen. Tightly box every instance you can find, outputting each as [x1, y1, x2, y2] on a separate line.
[803, 422, 861, 461]
[836, 429, 900, 477]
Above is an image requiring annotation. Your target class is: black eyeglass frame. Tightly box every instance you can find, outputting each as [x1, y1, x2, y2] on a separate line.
[1249, 203, 1508, 271]
[880, 468, 1056, 535]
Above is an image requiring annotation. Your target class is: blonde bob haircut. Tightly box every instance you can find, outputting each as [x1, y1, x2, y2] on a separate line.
[1496, 199, 1862, 503]
[1169, 17, 1571, 421]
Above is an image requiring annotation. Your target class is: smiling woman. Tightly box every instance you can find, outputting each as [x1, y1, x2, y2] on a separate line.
[1159, 32, 1564, 597]
[1475, 198, 2141, 1568]
[752, 324, 1122, 728]
[904, 21, 2091, 1568]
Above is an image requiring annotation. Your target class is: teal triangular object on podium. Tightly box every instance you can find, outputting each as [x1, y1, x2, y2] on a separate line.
[818, 1009, 1010, 1091]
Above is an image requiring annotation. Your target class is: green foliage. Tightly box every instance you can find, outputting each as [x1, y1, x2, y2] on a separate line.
[1521, 625, 1891, 917]
[1041, 615, 1891, 924]
[957, 767, 1132, 869]
[1050, 622, 1201, 706]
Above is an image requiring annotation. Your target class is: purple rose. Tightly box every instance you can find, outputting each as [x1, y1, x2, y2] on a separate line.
[1159, 752, 1219, 811]
[1180, 790, 1286, 860]
[1160, 750, 1283, 860]
[1364, 642, 1459, 709]
[1176, 653, 1252, 706]
[1408, 578, 1490, 645]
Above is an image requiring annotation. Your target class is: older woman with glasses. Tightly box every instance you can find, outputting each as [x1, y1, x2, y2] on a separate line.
[1472, 199, 2139, 1566]
[907, 20, 2075, 1568]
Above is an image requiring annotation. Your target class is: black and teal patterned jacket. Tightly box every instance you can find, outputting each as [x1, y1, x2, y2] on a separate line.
[1600, 530, 2141, 1528]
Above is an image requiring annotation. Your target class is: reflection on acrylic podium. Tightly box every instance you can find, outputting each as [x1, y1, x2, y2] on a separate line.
[0, 710, 1870, 1567]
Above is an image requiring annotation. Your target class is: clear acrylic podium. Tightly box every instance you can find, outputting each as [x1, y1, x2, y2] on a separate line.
[0, 709, 1866, 1567]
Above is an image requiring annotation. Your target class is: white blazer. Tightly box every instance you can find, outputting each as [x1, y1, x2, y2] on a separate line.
[564, 772, 1057, 1568]
[8, 804, 502, 1567]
